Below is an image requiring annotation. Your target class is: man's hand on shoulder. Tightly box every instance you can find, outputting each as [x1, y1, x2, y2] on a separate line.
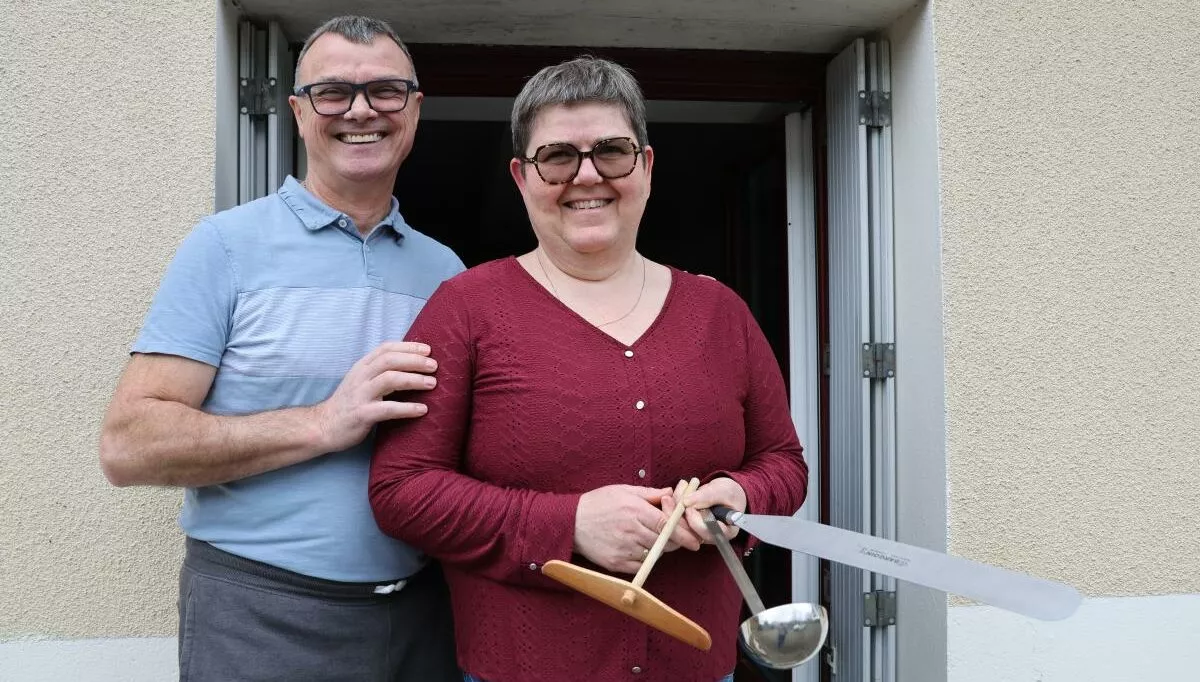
[312, 341, 439, 453]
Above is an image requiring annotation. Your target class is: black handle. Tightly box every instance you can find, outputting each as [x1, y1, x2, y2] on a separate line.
[710, 505, 736, 524]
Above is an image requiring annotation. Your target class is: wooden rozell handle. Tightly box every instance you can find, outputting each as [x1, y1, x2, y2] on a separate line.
[621, 477, 700, 605]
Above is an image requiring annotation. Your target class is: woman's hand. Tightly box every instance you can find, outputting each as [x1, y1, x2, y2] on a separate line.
[657, 480, 706, 551]
[677, 477, 747, 544]
[573, 484, 700, 574]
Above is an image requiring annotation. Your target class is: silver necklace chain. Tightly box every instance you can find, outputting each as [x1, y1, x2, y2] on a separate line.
[534, 250, 647, 328]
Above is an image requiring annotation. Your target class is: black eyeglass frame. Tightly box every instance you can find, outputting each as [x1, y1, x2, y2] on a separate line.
[293, 78, 419, 116]
[521, 137, 644, 185]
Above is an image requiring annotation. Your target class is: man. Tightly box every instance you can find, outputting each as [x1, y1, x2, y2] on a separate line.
[100, 15, 461, 681]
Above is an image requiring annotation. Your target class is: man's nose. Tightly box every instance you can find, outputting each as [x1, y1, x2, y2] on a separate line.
[343, 91, 377, 120]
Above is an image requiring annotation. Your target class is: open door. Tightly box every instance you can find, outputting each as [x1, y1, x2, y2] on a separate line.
[238, 20, 294, 202]
[784, 109, 822, 682]
[825, 38, 897, 682]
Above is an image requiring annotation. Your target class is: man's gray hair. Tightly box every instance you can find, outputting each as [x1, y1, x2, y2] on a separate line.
[511, 56, 648, 157]
[295, 15, 416, 82]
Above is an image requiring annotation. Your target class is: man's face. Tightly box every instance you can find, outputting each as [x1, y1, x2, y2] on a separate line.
[288, 34, 422, 185]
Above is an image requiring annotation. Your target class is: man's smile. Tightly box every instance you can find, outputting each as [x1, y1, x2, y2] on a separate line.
[336, 132, 386, 144]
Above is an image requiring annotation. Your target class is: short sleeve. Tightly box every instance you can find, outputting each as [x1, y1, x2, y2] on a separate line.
[445, 252, 467, 279]
[132, 221, 237, 367]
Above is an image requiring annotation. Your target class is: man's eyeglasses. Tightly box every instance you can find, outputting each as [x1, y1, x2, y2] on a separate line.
[293, 79, 418, 116]
[522, 137, 643, 185]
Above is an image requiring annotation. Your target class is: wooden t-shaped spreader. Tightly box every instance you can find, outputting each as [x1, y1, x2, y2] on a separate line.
[541, 478, 712, 651]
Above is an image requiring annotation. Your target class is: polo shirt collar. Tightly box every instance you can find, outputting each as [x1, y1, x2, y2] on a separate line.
[279, 175, 410, 240]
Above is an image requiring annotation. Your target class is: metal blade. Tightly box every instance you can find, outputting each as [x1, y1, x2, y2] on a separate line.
[721, 509, 1081, 621]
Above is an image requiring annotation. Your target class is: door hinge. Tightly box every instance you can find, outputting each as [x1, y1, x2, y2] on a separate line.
[825, 643, 837, 675]
[863, 590, 897, 627]
[239, 76, 280, 117]
[822, 343, 831, 376]
[861, 343, 896, 379]
[857, 89, 892, 128]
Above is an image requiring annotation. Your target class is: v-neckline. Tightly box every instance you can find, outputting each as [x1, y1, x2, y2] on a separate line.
[507, 256, 677, 349]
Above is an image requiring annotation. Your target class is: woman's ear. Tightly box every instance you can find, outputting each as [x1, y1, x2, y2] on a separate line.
[509, 157, 528, 193]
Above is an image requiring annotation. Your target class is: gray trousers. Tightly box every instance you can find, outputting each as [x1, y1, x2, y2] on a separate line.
[178, 538, 458, 682]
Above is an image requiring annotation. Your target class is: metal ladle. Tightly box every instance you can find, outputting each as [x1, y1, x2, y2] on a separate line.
[703, 512, 829, 670]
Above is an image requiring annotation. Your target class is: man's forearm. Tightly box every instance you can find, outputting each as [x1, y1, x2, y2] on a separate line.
[100, 397, 329, 487]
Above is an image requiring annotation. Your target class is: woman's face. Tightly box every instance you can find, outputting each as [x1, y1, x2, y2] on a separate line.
[509, 102, 654, 259]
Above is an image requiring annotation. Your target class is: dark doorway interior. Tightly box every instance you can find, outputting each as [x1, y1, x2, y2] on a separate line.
[395, 118, 789, 357]
[395, 117, 795, 681]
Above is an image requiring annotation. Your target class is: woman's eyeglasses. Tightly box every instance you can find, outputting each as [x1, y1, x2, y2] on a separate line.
[522, 137, 642, 185]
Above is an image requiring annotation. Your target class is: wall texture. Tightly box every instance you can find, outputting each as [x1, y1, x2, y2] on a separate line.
[0, 0, 216, 637]
[933, 0, 1200, 596]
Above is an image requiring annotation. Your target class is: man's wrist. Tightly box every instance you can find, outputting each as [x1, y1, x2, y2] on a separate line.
[301, 403, 333, 455]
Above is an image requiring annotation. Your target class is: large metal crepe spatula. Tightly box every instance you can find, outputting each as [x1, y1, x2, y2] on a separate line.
[711, 505, 1081, 621]
[542, 478, 712, 651]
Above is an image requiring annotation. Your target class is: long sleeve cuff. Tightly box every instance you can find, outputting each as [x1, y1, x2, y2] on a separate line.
[519, 492, 582, 574]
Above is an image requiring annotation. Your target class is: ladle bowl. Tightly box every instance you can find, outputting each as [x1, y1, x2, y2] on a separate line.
[702, 510, 829, 671]
[737, 602, 829, 670]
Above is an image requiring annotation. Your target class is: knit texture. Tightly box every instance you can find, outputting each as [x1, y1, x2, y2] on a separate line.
[371, 257, 808, 682]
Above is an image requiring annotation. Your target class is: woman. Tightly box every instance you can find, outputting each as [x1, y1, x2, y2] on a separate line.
[370, 56, 808, 682]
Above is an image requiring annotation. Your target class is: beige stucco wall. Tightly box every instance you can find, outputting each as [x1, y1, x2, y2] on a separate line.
[0, 0, 216, 637]
[933, 0, 1200, 596]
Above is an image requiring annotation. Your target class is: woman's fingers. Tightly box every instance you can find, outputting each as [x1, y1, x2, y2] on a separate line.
[659, 488, 703, 551]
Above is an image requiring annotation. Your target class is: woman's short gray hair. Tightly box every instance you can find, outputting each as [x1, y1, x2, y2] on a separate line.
[511, 56, 648, 157]
[295, 15, 416, 82]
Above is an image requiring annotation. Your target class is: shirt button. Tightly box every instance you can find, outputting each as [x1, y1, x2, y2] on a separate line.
[624, 349, 634, 358]
[631, 666, 642, 674]
[637, 469, 646, 479]
[635, 400, 645, 410]
[337, 219, 347, 228]
[528, 563, 538, 571]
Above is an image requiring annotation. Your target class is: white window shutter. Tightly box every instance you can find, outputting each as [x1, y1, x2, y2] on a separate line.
[238, 20, 294, 204]
[825, 37, 898, 682]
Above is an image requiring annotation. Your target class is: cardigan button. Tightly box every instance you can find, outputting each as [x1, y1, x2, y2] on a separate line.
[631, 666, 643, 674]
[528, 563, 537, 571]
[637, 469, 646, 479]
[624, 349, 634, 358]
[635, 400, 645, 410]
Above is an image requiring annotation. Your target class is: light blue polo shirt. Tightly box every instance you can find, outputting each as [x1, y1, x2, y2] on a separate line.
[133, 176, 464, 582]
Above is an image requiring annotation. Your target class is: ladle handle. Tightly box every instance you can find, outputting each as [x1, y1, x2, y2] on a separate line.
[703, 511, 767, 616]
[710, 505, 740, 525]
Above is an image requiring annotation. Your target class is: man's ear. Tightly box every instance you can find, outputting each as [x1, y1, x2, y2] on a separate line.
[407, 91, 423, 122]
[288, 96, 305, 139]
